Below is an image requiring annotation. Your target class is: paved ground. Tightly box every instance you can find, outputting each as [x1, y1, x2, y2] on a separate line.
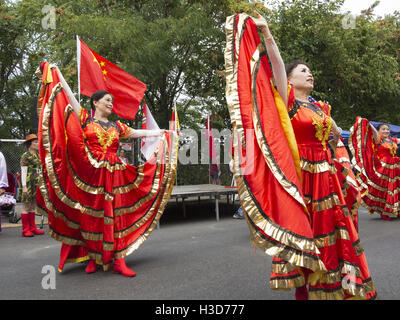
[0, 200, 399, 300]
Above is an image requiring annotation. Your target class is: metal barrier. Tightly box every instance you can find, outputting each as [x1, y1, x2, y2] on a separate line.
[0, 139, 25, 177]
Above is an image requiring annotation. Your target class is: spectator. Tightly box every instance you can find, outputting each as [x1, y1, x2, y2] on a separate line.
[19, 134, 45, 237]
[0, 150, 8, 232]
[119, 149, 129, 164]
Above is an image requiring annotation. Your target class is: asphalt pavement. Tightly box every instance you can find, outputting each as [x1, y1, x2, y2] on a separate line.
[0, 201, 399, 300]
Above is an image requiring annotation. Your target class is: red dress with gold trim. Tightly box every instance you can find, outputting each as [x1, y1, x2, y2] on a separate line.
[270, 99, 376, 299]
[333, 139, 360, 230]
[36, 65, 177, 271]
[224, 13, 376, 299]
[350, 117, 400, 218]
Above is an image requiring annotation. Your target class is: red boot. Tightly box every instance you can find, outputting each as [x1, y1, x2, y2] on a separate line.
[113, 258, 136, 277]
[29, 212, 45, 235]
[295, 285, 309, 300]
[21, 213, 34, 237]
[85, 259, 97, 274]
[381, 214, 392, 221]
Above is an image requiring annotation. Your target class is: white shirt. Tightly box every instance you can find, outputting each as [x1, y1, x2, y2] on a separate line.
[0, 151, 8, 189]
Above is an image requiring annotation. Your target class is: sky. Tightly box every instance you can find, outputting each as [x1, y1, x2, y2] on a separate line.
[341, 0, 400, 16]
[264, 0, 400, 17]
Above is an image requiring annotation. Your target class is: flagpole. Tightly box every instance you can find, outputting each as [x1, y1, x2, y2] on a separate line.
[76, 35, 81, 106]
[208, 113, 211, 185]
[175, 105, 178, 186]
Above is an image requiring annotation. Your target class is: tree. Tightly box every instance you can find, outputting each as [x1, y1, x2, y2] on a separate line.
[0, 0, 49, 138]
[263, 0, 400, 128]
[2, 0, 400, 143]
[34, 0, 240, 130]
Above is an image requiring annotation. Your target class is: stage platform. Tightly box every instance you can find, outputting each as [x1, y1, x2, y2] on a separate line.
[169, 184, 238, 222]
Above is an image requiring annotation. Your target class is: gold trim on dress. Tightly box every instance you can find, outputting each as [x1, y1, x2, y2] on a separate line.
[224, 13, 325, 273]
[270, 274, 305, 290]
[300, 158, 336, 174]
[313, 227, 350, 249]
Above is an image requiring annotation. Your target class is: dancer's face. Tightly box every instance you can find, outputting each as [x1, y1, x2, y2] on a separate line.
[288, 64, 314, 93]
[93, 94, 113, 118]
[378, 125, 390, 139]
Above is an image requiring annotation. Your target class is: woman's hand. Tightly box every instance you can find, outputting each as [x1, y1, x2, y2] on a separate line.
[22, 186, 28, 196]
[251, 11, 272, 39]
[0, 188, 5, 196]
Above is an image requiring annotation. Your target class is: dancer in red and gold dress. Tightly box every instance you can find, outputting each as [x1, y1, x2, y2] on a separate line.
[350, 120, 400, 220]
[36, 63, 177, 276]
[224, 12, 376, 299]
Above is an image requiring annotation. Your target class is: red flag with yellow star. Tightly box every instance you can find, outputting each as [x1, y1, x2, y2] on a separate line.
[77, 37, 146, 120]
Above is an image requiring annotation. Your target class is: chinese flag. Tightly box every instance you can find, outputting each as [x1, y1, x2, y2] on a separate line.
[77, 37, 146, 120]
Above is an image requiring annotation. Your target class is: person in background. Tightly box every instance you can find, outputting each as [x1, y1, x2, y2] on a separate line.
[0, 150, 7, 197]
[118, 148, 129, 164]
[350, 121, 400, 221]
[19, 134, 45, 237]
[210, 160, 222, 185]
[0, 150, 9, 232]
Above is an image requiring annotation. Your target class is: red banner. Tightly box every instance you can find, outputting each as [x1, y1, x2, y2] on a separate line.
[78, 37, 146, 120]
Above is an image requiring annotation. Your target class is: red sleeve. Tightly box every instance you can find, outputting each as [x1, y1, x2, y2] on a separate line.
[287, 83, 296, 111]
[315, 101, 331, 117]
[116, 121, 133, 139]
[79, 107, 90, 126]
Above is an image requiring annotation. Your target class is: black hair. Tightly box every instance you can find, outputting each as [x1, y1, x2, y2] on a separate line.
[90, 90, 113, 111]
[286, 60, 311, 78]
[377, 123, 390, 131]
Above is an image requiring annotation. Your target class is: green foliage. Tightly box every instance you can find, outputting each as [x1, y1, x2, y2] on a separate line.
[1, 0, 400, 184]
[0, 0, 49, 138]
[37, 0, 237, 129]
[265, 0, 400, 128]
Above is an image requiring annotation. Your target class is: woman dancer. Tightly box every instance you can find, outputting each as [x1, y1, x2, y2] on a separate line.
[225, 12, 376, 299]
[36, 63, 177, 277]
[350, 120, 400, 220]
[20, 134, 45, 237]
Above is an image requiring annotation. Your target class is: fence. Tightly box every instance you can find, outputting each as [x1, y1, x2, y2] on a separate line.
[0, 139, 26, 176]
[0, 138, 233, 192]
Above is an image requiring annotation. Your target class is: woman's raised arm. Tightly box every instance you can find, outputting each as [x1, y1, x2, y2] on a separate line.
[56, 67, 81, 117]
[369, 123, 380, 144]
[251, 11, 288, 108]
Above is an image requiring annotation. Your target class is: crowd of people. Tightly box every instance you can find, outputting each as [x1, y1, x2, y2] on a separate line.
[1, 11, 400, 300]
